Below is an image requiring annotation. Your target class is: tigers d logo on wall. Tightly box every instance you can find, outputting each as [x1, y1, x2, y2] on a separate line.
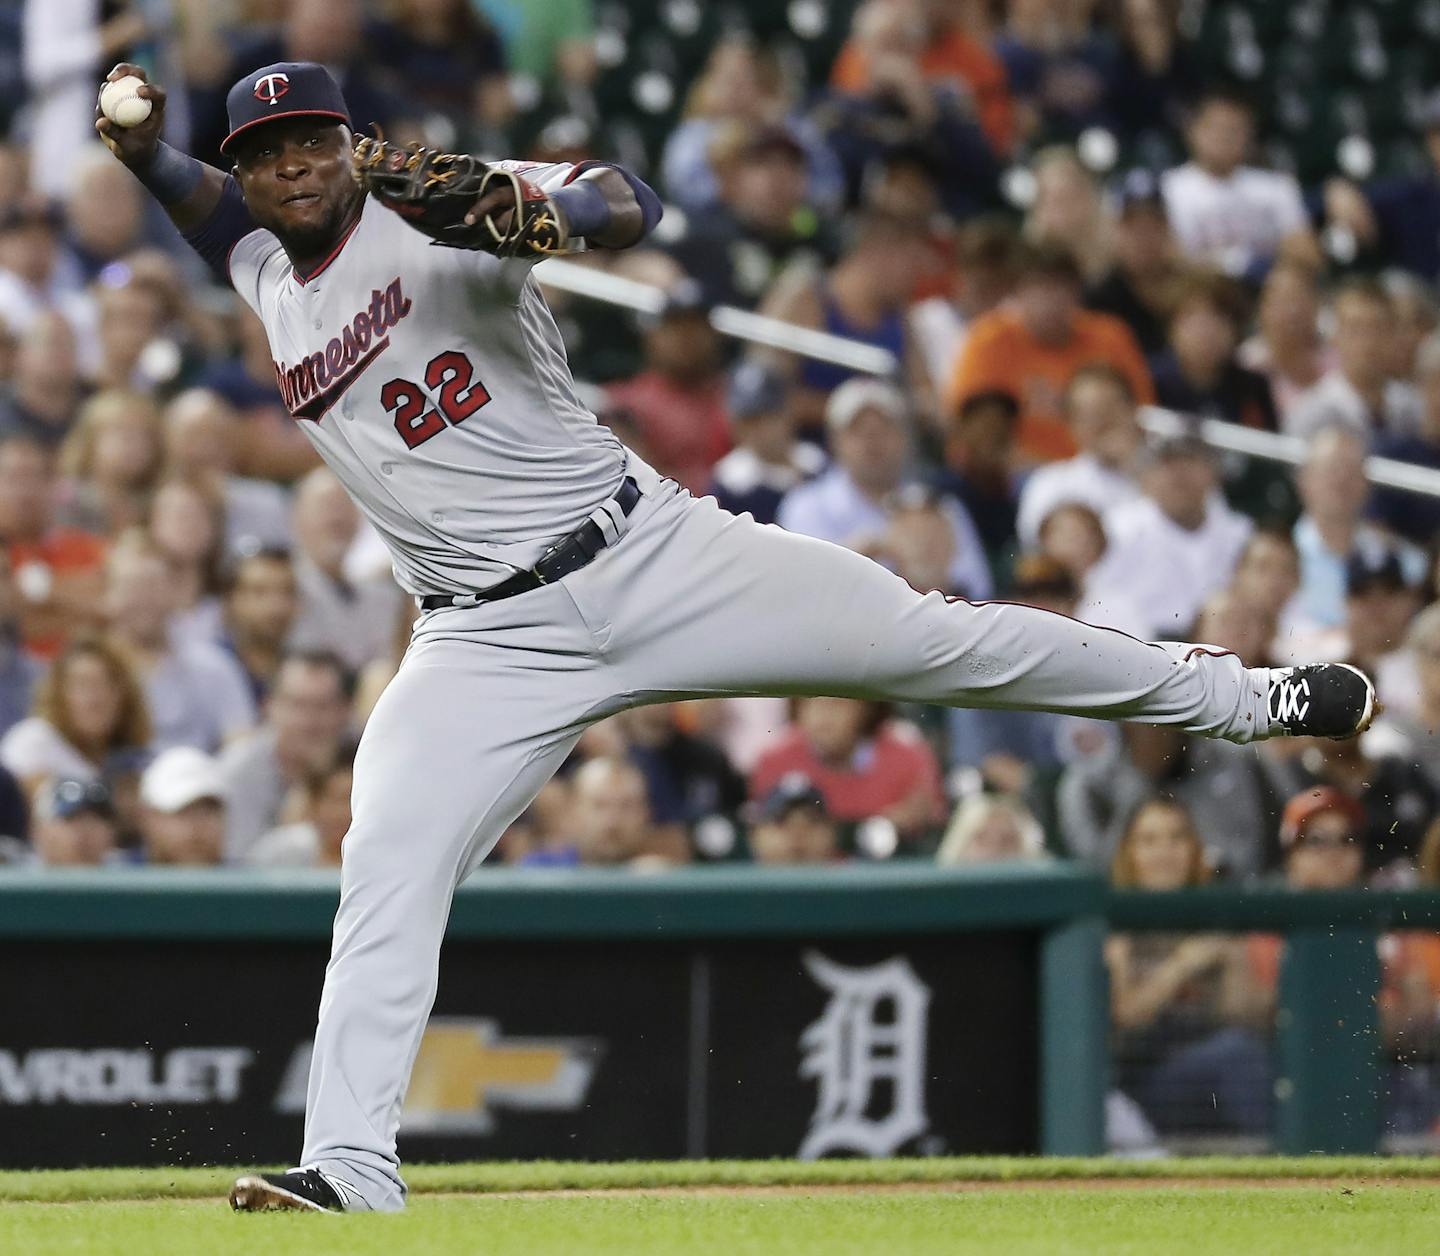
[797, 951, 931, 1159]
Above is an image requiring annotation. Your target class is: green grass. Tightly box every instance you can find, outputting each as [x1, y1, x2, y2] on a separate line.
[4, 1161, 1440, 1256]
[5, 1188, 1440, 1256]
[4, 1156, 1440, 1203]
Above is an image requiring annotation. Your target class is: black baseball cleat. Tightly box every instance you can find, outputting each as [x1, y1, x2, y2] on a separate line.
[230, 1167, 353, 1213]
[1266, 663, 1377, 739]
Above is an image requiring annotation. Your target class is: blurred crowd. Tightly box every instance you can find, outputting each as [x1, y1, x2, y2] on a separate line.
[8, 0, 1440, 1143]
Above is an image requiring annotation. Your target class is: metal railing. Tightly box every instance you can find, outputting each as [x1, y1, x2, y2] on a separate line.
[534, 257, 1440, 500]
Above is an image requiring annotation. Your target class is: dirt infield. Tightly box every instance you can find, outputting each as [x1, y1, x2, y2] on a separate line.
[11, 1158, 1440, 1207]
[476, 1176, 1440, 1200]
[24, 1176, 1440, 1209]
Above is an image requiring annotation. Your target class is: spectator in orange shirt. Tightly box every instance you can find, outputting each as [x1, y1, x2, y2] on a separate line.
[829, 0, 1015, 157]
[0, 435, 106, 659]
[947, 241, 1154, 464]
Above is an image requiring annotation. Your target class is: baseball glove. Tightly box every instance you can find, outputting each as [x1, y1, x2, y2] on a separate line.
[352, 135, 569, 257]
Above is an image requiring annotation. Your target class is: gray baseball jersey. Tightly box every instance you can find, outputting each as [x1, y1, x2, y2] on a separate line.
[222, 172, 1284, 1212]
[228, 161, 625, 595]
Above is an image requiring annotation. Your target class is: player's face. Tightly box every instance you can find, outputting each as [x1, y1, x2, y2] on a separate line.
[232, 119, 361, 256]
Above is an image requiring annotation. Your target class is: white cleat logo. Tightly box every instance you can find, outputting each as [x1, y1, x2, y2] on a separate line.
[1270, 677, 1311, 724]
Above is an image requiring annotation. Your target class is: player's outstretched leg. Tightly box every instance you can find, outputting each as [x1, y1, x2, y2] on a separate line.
[569, 484, 1375, 741]
[230, 586, 607, 1213]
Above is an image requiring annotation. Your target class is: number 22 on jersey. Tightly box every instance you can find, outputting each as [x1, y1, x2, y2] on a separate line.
[381, 350, 491, 449]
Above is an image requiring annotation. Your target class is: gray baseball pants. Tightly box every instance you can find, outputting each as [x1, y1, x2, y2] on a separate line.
[301, 458, 1272, 1209]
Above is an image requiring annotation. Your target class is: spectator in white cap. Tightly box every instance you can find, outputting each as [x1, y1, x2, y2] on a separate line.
[139, 745, 227, 866]
[776, 378, 992, 598]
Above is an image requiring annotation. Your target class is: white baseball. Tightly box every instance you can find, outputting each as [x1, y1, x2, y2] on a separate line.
[100, 75, 152, 128]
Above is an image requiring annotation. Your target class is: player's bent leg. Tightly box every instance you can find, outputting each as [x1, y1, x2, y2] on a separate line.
[251, 596, 603, 1213]
[583, 490, 1372, 742]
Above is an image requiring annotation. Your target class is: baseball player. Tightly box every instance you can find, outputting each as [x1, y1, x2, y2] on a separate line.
[98, 62, 1375, 1214]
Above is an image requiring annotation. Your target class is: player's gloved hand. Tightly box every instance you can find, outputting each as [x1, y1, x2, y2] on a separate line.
[95, 63, 166, 168]
[352, 135, 569, 258]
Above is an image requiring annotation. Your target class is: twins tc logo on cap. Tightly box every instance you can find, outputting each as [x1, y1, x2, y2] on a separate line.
[253, 72, 291, 105]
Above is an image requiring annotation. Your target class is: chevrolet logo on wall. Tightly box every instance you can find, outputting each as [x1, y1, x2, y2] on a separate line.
[274, 1019, 603, 1135]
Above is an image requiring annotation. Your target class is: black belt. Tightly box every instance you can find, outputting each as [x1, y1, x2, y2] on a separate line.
[420, 476, 641, 611]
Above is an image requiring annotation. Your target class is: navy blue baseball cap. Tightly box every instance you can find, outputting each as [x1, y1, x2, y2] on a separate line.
[220, 62, 351, 156]
[38, 777, 114, 822]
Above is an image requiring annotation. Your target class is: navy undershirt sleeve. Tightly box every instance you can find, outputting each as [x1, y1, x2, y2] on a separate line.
[608, 166, 663, 238]
[182, 176, 259, 280]
[564, 161, 664, 240]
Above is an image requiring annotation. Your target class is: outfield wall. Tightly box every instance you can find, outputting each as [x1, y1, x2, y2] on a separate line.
[2, 866, 1437, 1168]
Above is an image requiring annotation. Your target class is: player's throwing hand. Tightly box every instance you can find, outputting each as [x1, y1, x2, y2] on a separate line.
[95, 64, 166, 168]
